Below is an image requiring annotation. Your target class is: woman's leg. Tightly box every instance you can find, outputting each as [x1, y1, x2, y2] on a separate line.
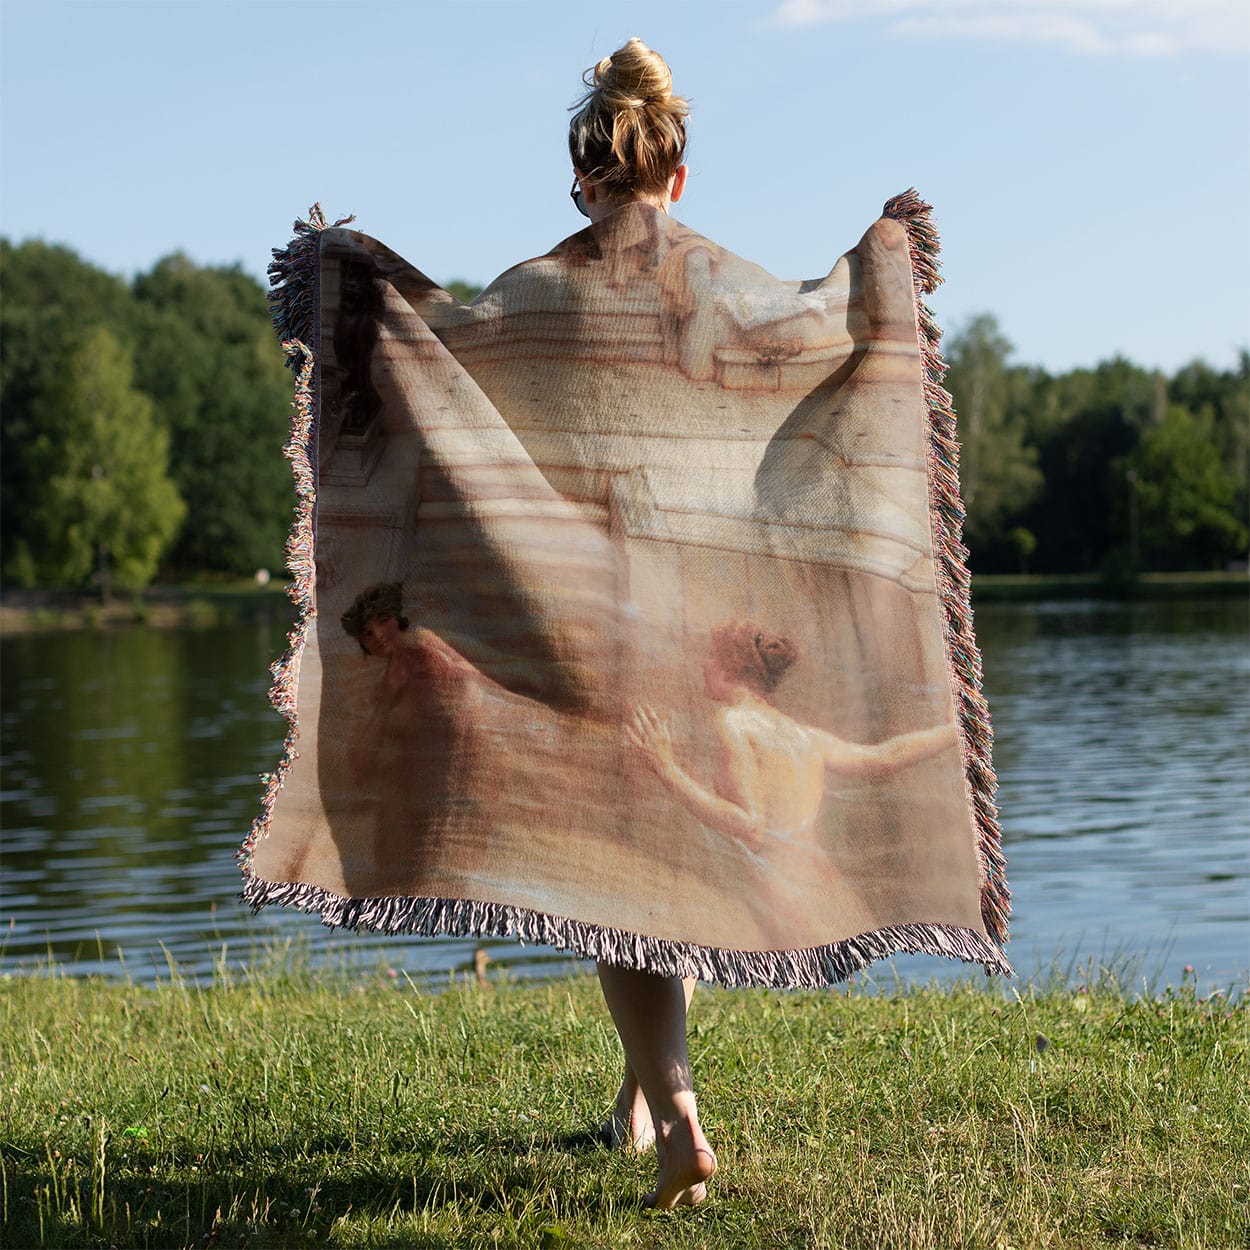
[596, 964, 717, 1208]
[603, 977, 696, 1151]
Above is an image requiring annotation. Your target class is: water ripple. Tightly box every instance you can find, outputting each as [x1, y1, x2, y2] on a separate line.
[1, 602, 1246, 991]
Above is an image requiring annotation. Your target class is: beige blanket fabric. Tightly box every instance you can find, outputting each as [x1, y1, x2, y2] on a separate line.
[240, 193, 1011, 986]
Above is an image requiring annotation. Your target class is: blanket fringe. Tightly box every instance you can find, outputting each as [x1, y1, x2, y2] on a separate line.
[266, 204, 355, 363]
[241, 873, 1013, 988]
[883, 188, 1011, 949]
[238, 204, 347, 873]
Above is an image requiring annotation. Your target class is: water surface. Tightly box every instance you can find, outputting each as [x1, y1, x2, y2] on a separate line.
[2, 598, 1246, 991]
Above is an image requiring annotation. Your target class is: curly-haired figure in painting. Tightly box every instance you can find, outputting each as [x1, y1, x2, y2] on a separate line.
[627, 620, 957, 853]
[340, 583, 488, 873]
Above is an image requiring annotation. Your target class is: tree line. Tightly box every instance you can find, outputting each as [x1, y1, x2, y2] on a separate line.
[1, 239, 1245, 594]
[2, 240, 293, 595]
[945, 315, 1247, 575]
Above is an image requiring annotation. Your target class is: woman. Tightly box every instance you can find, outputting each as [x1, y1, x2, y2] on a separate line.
[627, 620, 958, 851]
[564, 38, 719, 1210]
[250, 32, 1010, 1215]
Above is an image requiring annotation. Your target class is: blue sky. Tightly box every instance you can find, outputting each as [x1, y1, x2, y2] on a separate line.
[2, 0, 1246, 374]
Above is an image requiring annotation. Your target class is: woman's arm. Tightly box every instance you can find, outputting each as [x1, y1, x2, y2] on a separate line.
[819, 721, 957, 780]
[626, 705, 765, 847]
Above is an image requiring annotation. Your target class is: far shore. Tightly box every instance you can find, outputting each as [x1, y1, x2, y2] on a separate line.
[1, 570, 1245, 635]
[0, 580, 294, 634]
[969, 568, 1248, 602]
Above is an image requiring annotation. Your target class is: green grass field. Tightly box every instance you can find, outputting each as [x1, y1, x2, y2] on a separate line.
[2, 961, 1246, 1249]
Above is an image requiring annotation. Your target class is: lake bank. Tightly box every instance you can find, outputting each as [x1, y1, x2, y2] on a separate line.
[1, 570, 1244, 633]
[2, 970, 1244, 1249]
[0, 582, 292, 634]
[969, 569, 1248, 602]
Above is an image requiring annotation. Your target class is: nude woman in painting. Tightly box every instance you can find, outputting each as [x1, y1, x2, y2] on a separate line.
[339, 583, 488, 874]
[340, 583, 485, 726]
[626, 619, 958, 852]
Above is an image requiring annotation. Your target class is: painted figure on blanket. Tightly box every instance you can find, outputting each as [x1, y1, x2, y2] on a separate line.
[340, 583, 483, 700]
[627, 620, 958, 854]
[339, 583, 486, 871]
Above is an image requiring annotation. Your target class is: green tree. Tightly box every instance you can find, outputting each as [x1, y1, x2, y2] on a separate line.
[943, 315, 1043, 562]
[1129, 405, 1246, 570]
[1006, 526, 1037, 574]
[444, 279, 483, 303]
[131, 256, 293, 574]
[1, 239, 139, 580]
[23, 327, 185, 595]
[1021, 357, 1164, 572]
[1169, 353, 1250, 530]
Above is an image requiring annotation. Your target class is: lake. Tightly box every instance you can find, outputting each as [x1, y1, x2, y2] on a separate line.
[2, 597, 1246, 993]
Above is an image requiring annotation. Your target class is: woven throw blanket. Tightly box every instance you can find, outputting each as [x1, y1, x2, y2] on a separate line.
[239, 191, 1011, 987]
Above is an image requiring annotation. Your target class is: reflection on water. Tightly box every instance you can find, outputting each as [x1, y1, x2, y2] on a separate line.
[965, 596, 1249, 992]
[2, 598, 1247, 990]
[0, 623, 582, 986]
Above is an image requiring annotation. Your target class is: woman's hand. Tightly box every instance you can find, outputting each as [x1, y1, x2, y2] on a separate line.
[626, 704, 676, 774]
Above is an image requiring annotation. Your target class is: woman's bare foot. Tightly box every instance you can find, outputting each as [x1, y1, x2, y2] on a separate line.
[644, 1116, 717, 1209]
[602, 1074, 656, 1151]
[594, 967, 708, 1206]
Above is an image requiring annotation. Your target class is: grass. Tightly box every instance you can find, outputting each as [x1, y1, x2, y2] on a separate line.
[1, 961, 1246, 1249]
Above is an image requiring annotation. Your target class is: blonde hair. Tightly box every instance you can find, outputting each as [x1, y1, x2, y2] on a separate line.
[568, 37, 688, 197]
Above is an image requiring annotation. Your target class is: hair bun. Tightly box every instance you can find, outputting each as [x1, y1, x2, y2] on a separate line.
[569, 38, 688, 196]
[595, 36, 673, 109]
[755, 632, 799, 681]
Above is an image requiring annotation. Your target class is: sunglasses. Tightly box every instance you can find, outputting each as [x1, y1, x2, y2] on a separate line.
[570, 177, 589, 219]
